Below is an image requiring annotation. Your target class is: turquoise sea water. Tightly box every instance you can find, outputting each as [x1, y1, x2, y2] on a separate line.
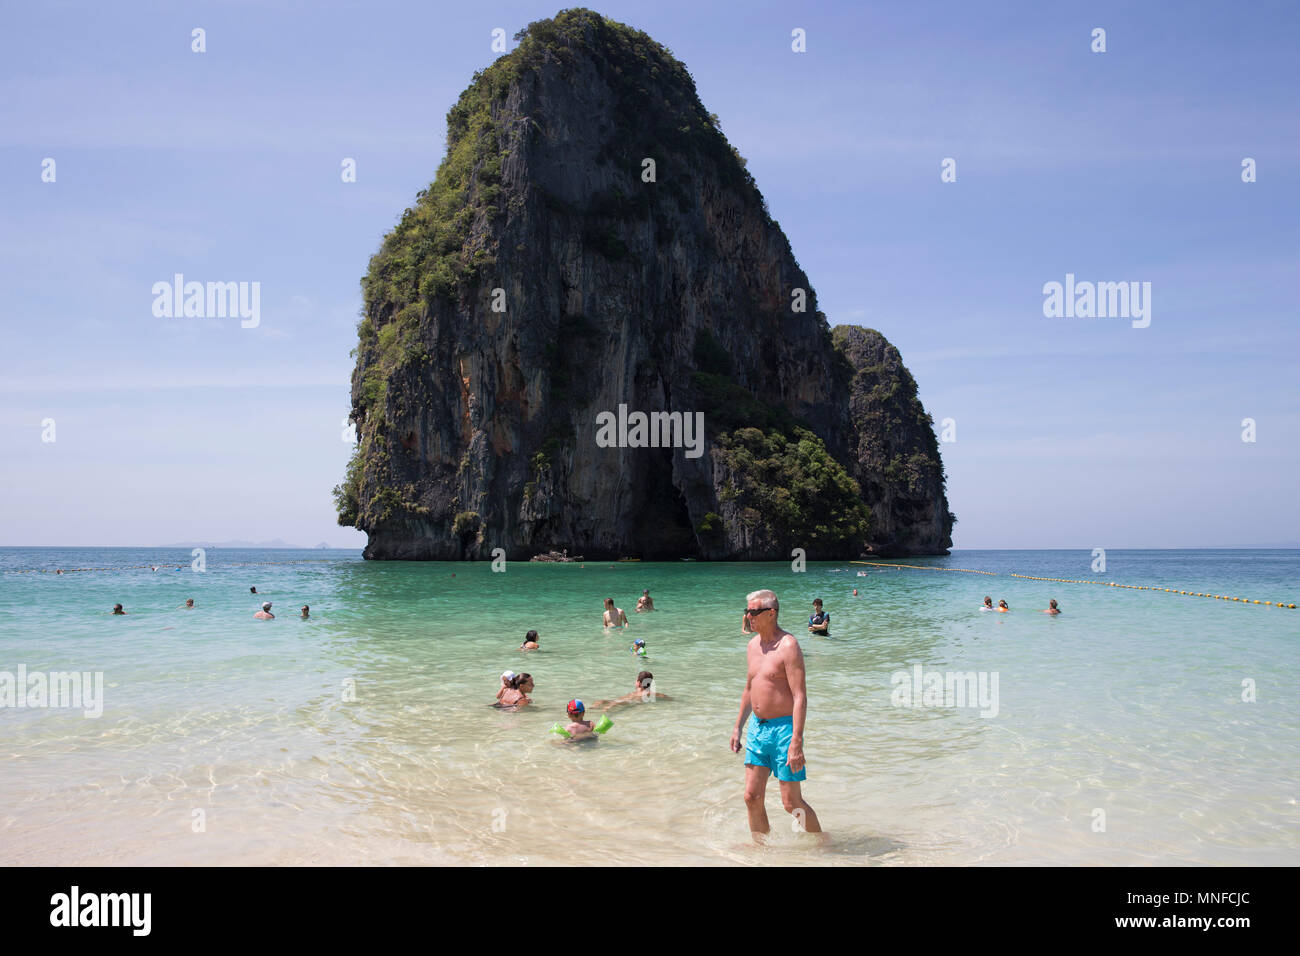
[1, 547, 1296, 866]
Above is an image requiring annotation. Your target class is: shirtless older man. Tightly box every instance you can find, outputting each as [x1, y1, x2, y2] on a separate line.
[730, 588, 821, 841]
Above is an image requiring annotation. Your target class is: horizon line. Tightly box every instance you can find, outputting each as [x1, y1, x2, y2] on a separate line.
[2, 545, 1298, 553]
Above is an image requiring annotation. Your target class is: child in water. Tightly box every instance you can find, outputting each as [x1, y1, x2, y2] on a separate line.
[563, 699, 596, 739]
[496, 670, 517, 703]
[631, 638, 647, 658]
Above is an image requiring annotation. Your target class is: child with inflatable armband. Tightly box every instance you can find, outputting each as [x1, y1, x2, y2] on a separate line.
[550, 699, 612, 741]
[631, 638, 647, 658]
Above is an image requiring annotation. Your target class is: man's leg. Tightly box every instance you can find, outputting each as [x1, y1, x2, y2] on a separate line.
[779, 780, 822, 834]
[743, 764, 772, 841]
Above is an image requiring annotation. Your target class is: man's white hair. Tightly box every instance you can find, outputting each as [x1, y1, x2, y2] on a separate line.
[746, 589, 778, 612]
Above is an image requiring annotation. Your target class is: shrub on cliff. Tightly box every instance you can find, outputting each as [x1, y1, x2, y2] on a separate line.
[714, 427, 870, 552]
[332, 448, 362, 527]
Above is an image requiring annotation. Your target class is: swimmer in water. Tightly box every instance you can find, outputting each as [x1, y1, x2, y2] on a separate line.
[603, 598, 628, 628]
[112, 603, 126, 615]
[592, 671, 670, 710]
[807, 598, 830, 636]
[981, 596, 994, 611]
[496, 670, 517, 703]
[254, 602, 274, 620]
[997, 600, 1009, 613]
[301, 605, 310, 619]
[561, 699, 596, 739]
[250, 587, 258, 594]
[631, 638, 647, 657]
[184, 599, 195, 609]
[520, 629, 540, 650]
[636, 589, 655, 612]
[1042, 599, 1061, 616]
[499, 673, 534, 708]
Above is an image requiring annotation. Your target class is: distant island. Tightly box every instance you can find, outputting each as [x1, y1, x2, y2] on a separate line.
[336, 9, 954, 561]
[157, 539, 306, 549]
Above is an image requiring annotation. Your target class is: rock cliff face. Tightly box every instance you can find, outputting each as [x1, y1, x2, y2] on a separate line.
[336, 9, 953, 560]
[834, 326, 955, 554]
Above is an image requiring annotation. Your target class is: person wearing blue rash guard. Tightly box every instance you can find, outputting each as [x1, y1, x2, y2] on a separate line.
[807, 598, 830, 636]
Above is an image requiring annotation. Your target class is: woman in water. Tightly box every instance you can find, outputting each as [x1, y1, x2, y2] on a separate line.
[499, 673, 534, 708]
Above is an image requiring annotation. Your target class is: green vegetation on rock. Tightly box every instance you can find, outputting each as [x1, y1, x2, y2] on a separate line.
[715, 427, 871, 551]
[332, 444, 363, 527]
[453, 511, 483, 537]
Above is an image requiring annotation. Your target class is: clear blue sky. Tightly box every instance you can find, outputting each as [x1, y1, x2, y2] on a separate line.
[2, 1, 1297, 549]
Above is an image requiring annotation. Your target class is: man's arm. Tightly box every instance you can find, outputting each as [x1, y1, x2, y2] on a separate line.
[785, 638, 809, 771]
[730, 663, 753, 753]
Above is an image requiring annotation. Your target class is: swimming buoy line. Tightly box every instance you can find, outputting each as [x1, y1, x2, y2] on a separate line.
[8, 557, 1292, 609]
[849, 561, 1296, 608]
[1, 559, 339, 575]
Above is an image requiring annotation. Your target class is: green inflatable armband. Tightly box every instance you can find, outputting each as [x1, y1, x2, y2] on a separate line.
[550, 722, 572, 738]
[593, 714, 613, 735]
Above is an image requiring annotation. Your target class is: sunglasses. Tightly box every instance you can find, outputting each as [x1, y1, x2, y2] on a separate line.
[743, 606, 775, 616]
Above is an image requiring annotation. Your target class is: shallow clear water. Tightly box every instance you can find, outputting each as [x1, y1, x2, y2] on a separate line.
[1, 547, 1296, 865]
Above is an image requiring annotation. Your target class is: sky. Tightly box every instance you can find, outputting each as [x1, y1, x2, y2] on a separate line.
[1, 0, 1297, 549]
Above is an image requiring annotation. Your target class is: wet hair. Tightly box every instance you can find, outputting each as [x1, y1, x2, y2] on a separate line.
[636, 671, 654, 689]
[112, 603, 123, 613]
[999, 600, 1009, 608]
[1049, 599, 1058, 609]
[250, 587, 257, 593]
[604, 597, 614, 607]
[984, 596, 993, 605]
[510, 672, 532, 690]
[185, 599, 194, 606]
[525, 630, 538, 643]
[813, 598, 823, 606]
[301, 605, 310, 613]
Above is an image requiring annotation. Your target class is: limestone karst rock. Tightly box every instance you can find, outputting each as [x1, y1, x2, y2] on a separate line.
[336, 9, 953, 559]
